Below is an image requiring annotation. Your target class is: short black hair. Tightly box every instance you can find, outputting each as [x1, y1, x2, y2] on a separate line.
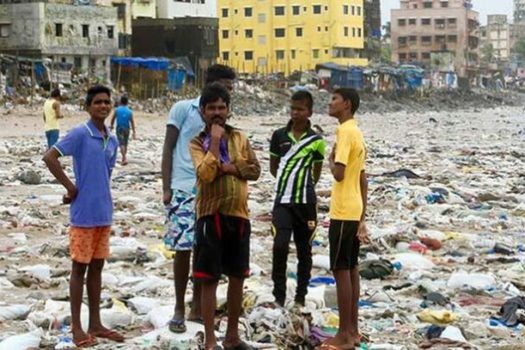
[334, 88, 360, 115]
[50, 88, 61, 98]
[205, 64, 236, 84]
[86, 85, 111, 107]
[120, 95, 128, 105]
[291, 90, 313, 111]
[200, 82, 230, 109]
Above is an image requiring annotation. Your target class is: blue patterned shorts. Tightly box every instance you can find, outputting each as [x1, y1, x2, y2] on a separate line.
[164, 189, 196, 251]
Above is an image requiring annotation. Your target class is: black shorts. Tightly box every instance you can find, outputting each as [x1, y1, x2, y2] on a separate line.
[116, 127, 130, 146]
[272, 203, 317, 232]
[329, 220, 360, 270]
[193, 213, 251, 281]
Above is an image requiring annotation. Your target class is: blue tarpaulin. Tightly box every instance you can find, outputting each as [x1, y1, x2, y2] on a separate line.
[168, 68, 187, 91]
[316, 62, 364, 90]
[111, 57, 170, 71]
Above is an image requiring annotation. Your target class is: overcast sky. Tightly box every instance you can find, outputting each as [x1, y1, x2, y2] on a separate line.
[381, 0, 515, 25]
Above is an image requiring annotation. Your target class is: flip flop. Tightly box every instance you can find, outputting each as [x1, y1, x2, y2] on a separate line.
[88, 329, 124, 343]
[224, 340, 255, 350]
[74, 334, 98, 348]
[169, 318, 186, 333]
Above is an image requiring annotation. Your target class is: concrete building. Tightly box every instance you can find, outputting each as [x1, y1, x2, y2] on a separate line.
[217, 0, 367, 75]
[364, 0, 381, 60]
[132, 0, 156, 19]
[480, 15, 511, 64]
[0, 2, 118, 78]
[131, 17, 218, 80]
[391, 0, 479, 77]
[157, 0, 216, 19]
[95, 0, 132, 55]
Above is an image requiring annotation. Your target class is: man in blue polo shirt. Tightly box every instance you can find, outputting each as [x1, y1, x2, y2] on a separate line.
[161, 64, 236, 333]
[43, 85, 124, 347]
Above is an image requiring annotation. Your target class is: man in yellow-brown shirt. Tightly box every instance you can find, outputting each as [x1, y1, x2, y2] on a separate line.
[189, 83, 260, 350]
[320, 88, 369, 350]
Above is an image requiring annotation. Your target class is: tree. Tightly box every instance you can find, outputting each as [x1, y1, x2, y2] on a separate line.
[381, 44, 392, 64]
[382, 21, 391, 41]
[481, 43, 494, 64]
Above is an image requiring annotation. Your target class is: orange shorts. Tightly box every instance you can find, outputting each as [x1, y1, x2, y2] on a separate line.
[69, 226, 111, 264]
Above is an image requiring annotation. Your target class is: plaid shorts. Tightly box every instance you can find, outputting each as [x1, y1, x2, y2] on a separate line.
[164, 189, 196, 251]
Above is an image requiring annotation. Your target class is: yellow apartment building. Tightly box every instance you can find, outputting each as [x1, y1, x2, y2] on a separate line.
[217, 0, 368, 74]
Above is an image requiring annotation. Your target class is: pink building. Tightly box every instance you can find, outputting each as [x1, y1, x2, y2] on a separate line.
[391, 0, 479, 77]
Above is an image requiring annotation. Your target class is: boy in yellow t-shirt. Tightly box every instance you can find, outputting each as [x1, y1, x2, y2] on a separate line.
[320, 88, 369, 349]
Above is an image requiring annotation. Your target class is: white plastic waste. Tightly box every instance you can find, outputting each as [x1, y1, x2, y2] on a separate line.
[0, 304, 31, 321]
[19, 264, 51, 280]
[394, 253, 435, 270]
[312, 254, 331, 270]
[440, 326, 466, 342]
[447, 271, 496, 290]
[0, 328, 43, 350]
[127, 297, 161, 315]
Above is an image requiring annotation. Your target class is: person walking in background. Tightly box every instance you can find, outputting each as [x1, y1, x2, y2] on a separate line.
[110, 96, 136, 165]
[43, 88, 64, 149]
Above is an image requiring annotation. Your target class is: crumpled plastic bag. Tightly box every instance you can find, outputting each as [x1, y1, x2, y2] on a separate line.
[417, 309, 459, 325]
[0, 304, 31, 321]
[0, 328, 43, 350]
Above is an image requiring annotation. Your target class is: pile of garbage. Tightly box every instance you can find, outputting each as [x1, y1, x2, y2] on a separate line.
[0, 98, 525, 349]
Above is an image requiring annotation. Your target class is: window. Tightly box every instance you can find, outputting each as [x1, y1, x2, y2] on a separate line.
[222, 51, 229, 60]
[423, 1, 432, 8]
[244, 7, 252, 17]
[421, 18, 431, 25]
[276, 50, 285, 60]
[435, 19, 445, 29]
[313, 5, 321, 14]
[343, 5, 348, 14]
[409, 35, 417, 42]
[357, 6, 361, 16]
[398, 36, 407, 46]
[312, 49, 320, 58]
[245, 29, 253, 38]
[317, 26, 321, 32]
[244, 51, 253, 60]
[296, 27, 303, 37]
[351, 5, 355, 15]
[275, 28, 285, 37]
[448, 35, 457, 43]
[448, 18, 457, 28]
[258, 35, 266, 44]
[344, 27, 349, 36]
[352, 27, 356, 37]
[435, 35, 446, 43]
[409, 18, 416, 25]
[82, 25, 89, 38]
[222, 8, 228, 17]
[114, 4, 126, 19]
[290, 5, 299, 15]
[422, 52, 431, 59]
[222, 30, 229, 39]
[74, 56, 82, 68]
[291, 50, 296, 59]
[399, 53, 407, 60]
[275, 6, 285, 16]
[107, 26, 114, 39]
[55, 23, 63, 37]
[118, 33, 129, 49]
[0, 24, 10, 37]
[409, 52, 418, 60]
[235, 30, 238, 36]
[398, 19, 406, 26]
[325, 26, 328, 31]
[421, 36, 432, 45]
[358, 28, 362, 37]
[258, 13, 266, 23]
[441, 1, 449, 8]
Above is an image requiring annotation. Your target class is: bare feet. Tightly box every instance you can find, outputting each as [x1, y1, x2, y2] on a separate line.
[317, 333, 355, 349]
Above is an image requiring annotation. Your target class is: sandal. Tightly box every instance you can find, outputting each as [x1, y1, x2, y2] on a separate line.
[88, 329, 124, 343]
[74, 334, 98, 348]
[169, 317, 186, 333]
